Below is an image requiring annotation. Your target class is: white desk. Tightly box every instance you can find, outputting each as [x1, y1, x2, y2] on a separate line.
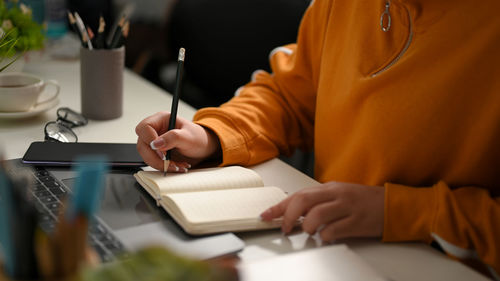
[0, 57, 489, 281]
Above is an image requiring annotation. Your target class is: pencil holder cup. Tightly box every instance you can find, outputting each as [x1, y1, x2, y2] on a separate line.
[80, 47, 124, 120]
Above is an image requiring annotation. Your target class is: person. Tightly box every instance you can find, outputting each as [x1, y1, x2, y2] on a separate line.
[136, 0, 500, 276]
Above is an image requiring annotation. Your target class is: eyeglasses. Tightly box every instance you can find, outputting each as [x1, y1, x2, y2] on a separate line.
[44, 107, 88, 143]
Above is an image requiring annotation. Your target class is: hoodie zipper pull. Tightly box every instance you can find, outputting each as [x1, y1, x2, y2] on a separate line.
[380, 1, 391, 32]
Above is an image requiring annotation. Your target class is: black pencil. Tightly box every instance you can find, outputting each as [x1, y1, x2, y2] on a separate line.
[95, 16, 106, 49]
[116, 20, 129, 48]
[108, 16, 125, 49]
[164, 47, 185, 176]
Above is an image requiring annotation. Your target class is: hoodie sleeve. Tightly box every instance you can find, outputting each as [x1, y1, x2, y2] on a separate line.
[383, 181, 500, 278]
[193, 0, 332, 166]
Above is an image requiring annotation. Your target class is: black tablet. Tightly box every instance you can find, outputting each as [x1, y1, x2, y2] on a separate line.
[22, 142, 146, 167]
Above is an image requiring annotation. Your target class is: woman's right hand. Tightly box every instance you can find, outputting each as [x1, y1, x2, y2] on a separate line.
[135, 111, 221, 172]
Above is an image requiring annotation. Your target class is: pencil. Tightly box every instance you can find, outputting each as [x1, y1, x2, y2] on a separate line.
[81, 32, 91, 49]
[95, 16, 106, 49]
[164, 47, 185, 176]
[86, 27, 94, 41]
[115, 20, 129, 49]
[67, 11, 83, 46]
[74, 12, 93, 50]
[108, 16, 125, 49]
[119, 20, 130, 47]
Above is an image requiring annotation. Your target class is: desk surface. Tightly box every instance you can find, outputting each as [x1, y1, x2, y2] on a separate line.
[0, 56, 489, 281]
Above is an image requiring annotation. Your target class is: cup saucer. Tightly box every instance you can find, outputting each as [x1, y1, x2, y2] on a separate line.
[0, 98, 60, 119]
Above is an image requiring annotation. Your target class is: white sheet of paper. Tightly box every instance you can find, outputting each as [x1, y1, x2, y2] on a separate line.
[238, 244, 388, 281]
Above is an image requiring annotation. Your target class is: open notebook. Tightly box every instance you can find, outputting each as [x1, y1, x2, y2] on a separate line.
[133, 166, 287, 235]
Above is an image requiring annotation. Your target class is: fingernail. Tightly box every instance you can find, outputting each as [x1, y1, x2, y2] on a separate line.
[150, 138, 165, 150]
[156, 150, 164, 160]
[182, 167, 189, 173]
[186, 163, 192, 169]
[174, 165, 179, 172]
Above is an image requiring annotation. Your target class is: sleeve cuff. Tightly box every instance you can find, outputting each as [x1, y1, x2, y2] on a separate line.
[383, 183, 437, 244]
[193, 113, 250, 166]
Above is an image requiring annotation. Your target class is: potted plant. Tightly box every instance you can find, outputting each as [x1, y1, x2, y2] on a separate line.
[0, 0, 44, 72]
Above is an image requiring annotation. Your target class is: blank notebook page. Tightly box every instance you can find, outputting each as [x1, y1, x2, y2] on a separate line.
[139, 166, 265, 194]
[163, 186, 287, 224]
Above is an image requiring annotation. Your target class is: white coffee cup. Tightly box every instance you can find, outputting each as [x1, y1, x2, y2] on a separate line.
[0, 72, 60, 112]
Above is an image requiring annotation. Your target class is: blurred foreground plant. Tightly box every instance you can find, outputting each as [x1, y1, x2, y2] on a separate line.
[77, 247, 239, 281]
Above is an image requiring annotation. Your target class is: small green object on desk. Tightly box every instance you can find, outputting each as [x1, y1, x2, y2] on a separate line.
[77, 247, 238, 281]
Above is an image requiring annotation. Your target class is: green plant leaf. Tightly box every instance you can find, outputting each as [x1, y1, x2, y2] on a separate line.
[0, 37, 16, 49]
[0, 50, 22, 72]
[0, 1, 44, 56]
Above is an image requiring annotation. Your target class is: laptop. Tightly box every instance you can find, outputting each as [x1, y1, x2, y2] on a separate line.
[3, 159, 245, 261]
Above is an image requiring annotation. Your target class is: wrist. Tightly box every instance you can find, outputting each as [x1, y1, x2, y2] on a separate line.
[202, 126, 222, 161]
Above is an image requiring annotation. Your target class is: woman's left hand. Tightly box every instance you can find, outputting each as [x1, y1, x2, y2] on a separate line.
[260, 181, 385, 242]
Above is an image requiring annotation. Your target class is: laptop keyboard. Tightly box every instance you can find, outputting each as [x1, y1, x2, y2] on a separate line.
[5, 160, 125, 262]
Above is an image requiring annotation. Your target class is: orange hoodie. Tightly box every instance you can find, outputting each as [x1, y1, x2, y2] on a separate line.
[194, 0, 500, 276]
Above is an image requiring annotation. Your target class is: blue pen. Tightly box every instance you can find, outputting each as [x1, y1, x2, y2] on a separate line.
[67, 156, 109, 220]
